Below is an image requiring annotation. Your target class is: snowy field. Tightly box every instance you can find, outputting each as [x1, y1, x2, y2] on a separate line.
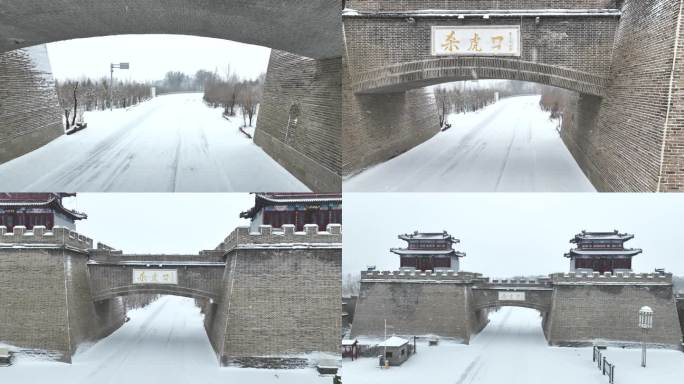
[0, 296, 332, 384]
[345, 95, 596, 192]
[0, 93, 308, 192]
[342, 307, 684, 384]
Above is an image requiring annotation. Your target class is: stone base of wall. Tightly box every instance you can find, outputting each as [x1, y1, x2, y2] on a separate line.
[255, 50, 342, 192]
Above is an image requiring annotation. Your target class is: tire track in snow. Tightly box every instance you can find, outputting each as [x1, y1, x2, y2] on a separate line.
[23, 102, 163, 191]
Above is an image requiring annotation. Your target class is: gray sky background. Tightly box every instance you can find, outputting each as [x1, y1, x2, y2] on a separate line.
[343, 193, 684, 278]
[62, 193, 252, 253]
[47, 35, 270, 82]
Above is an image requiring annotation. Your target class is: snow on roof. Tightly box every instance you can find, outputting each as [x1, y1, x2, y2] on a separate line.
[565, 249, 642, 257]
[379, 336, 409, 348]
[571, 230, 634, 242]
[391, 248, 464, 256]
[342, 339, 357, 346]
[398, 231, 458, 241]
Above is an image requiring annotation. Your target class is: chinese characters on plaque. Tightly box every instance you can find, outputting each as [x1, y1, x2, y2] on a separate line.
[498, 291, 526, 301]
[432, 26, 521, 57]
[132, 269, 178, 285]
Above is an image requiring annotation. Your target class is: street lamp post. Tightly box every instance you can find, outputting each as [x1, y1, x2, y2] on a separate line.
[638, 306, 653, 368]
[110, 62, 130, 111]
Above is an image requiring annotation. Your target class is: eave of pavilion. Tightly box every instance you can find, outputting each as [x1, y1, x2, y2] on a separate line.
[564, 248, 643, 258]
[390, 248, 465, 257]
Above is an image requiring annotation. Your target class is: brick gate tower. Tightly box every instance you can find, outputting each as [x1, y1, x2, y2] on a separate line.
[352, 229, 683, 349]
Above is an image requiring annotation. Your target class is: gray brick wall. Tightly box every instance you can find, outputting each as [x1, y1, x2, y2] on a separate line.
[0, 46, 63, 164]
[677, 298, 684, 336]
[343, 16, 617, 94]
[560, 0, 684, 191]
[0, 248, 71, 360]
[659, 3, 684, 191]
[88, 262, 225, 302]
[548, 283, 682, 347]
[343, 57, 440, 176]
[217, 247, 341, 363]
[352, 280, 473, 341]
[346, 1, 618, 11]
[0, 0, 342, 59]
[255, 50, 342, 191]
[1, 224, 341, 364]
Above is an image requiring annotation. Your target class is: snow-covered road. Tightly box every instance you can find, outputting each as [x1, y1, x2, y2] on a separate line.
[342, 307, 684, 384]
[345, 95, 596, 192]
[0, 93, 308, 192]
[0, 296, 331, 384]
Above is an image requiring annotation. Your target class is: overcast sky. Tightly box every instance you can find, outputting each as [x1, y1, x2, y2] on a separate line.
[62, 193, 253, 253]
[47, 35, 270, 82]
[343, 193, 684, 278]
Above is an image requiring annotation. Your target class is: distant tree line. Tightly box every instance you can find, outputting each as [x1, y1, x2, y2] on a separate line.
[433, 81, 542, 128]
[202, 67, 266, 127]
[55, 68, 265, 130]
[674, 275, 684, 293]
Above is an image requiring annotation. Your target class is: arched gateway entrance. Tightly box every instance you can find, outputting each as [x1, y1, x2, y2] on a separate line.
[342, 0, 684, 191]
[0, 224, 342, 365]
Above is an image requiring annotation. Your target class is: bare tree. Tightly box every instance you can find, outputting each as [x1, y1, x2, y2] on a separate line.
[342, 273, 360, 297]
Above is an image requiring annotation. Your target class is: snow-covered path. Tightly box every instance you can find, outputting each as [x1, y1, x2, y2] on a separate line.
[344, 95, 596, 192]
[342, 307, 684, 384]
[0, 93, 308, 192]
[0, 296, 330, 384]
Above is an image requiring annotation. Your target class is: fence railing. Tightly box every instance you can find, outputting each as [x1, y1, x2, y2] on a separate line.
[593, 346, 615, 384]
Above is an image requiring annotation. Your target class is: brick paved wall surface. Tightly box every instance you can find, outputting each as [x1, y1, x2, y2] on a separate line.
[255, 50, 342, 191]
[0, 46, 63, 164]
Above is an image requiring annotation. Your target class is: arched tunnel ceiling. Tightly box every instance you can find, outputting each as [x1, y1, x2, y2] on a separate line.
[0, 0, 343, 58]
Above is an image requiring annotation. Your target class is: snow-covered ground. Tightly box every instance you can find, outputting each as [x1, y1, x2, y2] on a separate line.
[0, 93, 308, 192]
[0, 296, 331, 384]
[342, 307, 684, 384]
[344, 95, 596, 192]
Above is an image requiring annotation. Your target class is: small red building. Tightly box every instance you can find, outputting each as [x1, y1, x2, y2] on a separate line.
[564, 230, 642, 274]
[240, 193, 342, 232]
[0, 193, 86, 231]
[391, 231, 465, 272]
